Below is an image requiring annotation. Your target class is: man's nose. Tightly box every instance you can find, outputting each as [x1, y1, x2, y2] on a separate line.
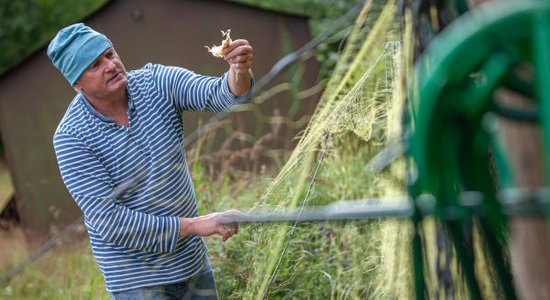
[102, 57, 116, 71]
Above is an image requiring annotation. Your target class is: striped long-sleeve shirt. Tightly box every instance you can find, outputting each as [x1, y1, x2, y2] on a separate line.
[53, 63, 253, 292]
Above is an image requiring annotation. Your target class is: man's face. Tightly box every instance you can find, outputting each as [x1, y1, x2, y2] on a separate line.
[74, 48, 128, 99]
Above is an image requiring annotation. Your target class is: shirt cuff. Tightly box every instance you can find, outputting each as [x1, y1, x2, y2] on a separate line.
[164, 215, 181, 253]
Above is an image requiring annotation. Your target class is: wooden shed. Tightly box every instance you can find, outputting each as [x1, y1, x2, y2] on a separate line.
[0, 0, 320, 244]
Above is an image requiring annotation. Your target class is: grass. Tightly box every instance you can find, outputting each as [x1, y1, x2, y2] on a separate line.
[0, 234, 109, 299]
[0, 133, 410, 299]
[200, 132, 411, 299]
[0, 165, 263, 299]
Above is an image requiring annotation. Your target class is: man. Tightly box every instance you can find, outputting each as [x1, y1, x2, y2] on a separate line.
[48, 23, 253, 299]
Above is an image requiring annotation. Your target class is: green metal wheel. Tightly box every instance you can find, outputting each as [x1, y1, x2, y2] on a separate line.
[408, 0, 550, 298]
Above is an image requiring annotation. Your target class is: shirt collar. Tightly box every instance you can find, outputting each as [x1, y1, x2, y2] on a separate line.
[79, 93, 116, 124]
[78, 87, 135, 124]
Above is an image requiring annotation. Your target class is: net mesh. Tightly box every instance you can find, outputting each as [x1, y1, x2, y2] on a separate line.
[220, 1, 414, 298]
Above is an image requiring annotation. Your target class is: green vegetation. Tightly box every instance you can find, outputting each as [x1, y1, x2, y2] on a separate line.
[225, 2, 409, 297]
[0, 241, 108, 299]
[0, 0, 107, 75]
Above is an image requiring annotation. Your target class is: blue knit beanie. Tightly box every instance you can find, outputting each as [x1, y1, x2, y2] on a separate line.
[47, 23, 113, 85]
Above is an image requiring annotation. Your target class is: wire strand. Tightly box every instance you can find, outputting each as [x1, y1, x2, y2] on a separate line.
[261, 134, 330, 299]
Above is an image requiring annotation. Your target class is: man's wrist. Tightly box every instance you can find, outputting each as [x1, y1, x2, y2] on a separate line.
[233, 68, 253, 82]
[178, 217, 193, 238]
[229, 68, 252, 96]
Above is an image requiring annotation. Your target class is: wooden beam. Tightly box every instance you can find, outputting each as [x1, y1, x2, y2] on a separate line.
[497, 89, 550, 299]
[0, 159, 14, 215]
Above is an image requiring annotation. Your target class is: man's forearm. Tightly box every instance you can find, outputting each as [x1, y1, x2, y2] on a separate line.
[228, 68, 252, 97]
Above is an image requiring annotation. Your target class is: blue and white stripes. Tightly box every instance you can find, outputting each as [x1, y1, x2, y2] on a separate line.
[53, 63, 252, 292]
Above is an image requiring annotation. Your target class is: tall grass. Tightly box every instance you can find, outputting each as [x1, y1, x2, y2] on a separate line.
[0, 237, 109, 299]
[1, 132, 410, 299]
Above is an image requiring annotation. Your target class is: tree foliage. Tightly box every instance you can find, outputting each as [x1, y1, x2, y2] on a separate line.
[0, 0, 106, 75]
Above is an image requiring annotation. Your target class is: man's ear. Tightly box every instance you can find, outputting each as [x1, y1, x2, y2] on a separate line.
[73, 82, 83, 93]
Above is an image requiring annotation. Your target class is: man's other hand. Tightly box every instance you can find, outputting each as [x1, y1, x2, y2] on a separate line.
[179, 209, 244, 242]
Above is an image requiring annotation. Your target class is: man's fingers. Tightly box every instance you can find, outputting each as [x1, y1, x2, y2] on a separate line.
[219, 222, 239, 242]
[228, 53, 253, 64]
[224, 42, 253, 60]
[225, 48, 253, 61]
[221, 225, 233, 242]
[227, 223, 238, 236]
[217, 225, 229, 236]
[224, 39, 250, 52]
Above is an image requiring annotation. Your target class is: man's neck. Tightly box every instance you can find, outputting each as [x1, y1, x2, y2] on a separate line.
[86, 89, 130, 127]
